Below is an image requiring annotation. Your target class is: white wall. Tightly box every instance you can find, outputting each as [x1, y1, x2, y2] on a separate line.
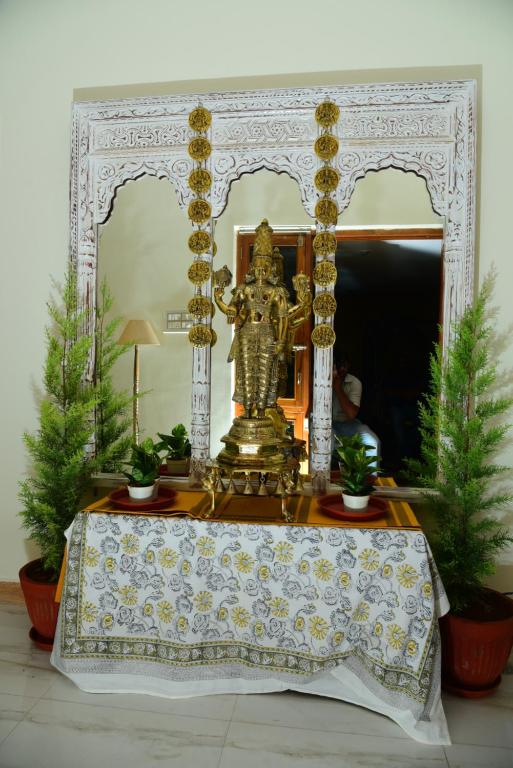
[1, 0, 512, 583]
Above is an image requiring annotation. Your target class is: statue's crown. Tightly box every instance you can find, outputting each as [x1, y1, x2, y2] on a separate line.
[253, 219, 273, 257]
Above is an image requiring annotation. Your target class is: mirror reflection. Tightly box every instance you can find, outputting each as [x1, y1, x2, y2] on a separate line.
[97, 175, 193, 443]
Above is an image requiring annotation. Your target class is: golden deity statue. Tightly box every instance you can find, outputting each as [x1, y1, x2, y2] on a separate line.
[213, 219, 312, 469]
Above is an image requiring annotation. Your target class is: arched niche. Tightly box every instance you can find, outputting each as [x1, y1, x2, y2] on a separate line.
[71, 79, 476, 490]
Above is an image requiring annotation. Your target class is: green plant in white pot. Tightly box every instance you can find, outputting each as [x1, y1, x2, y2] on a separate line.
[123, 438, 162, 500]
[334, 433, 377, 512]
[156, 423, 191, 475]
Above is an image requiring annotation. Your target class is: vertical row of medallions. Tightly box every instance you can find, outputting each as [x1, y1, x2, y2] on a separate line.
[186, 106, 216, 479]
[310, 101, 341, 491]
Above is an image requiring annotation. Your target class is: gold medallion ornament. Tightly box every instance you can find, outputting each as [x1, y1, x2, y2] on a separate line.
[188, 230, 211, 254]
[313, 231, 337, 256]
[314, 134, 339, 161]
[188, 260, 211, 285]
[188, 136, 212, 162]
[188, 296, 212, 319]
[188, 199, 211, 224]
[188, 106, 212, 133]
[188, 325, 213, 347]
[314, 166, 340, 193]
[315, 101, 340, 128]
[312, 293, 337, 318]
[311, 323, 336, 348]
[313, 260, 338, 286]
[315, 197, 338, 226]
[189, 168, 212, 194]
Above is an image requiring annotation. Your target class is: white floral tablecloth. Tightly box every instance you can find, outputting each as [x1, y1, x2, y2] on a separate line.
[51, 511, 450, 744]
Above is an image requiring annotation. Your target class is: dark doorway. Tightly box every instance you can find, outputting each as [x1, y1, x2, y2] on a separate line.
[333, 229, 443, 476]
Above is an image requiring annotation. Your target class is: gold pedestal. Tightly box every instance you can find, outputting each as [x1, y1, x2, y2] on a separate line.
[217, 417, 286, 467]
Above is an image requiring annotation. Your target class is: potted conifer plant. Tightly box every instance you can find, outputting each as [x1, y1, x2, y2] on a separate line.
[409, 274, 513, 697]
[156, 423, 191, 475]
[123, 437, 162, 500]
[19, 272, 102, 649]
[334, 433, 377, 512]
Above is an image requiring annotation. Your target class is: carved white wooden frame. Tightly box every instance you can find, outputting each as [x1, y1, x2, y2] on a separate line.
[70, 79, 476, 490]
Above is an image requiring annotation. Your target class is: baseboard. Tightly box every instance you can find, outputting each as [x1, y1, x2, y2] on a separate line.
[0, 581, 24, 604]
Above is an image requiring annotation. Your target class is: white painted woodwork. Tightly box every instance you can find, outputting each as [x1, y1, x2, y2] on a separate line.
[70, 80, 477, 490]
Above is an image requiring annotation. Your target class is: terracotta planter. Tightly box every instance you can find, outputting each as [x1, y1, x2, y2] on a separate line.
[19, 559, 60, 651]
[439, 589, 513, 697]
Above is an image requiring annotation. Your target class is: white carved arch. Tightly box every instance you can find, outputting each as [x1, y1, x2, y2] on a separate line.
[70, 79, 476, 490]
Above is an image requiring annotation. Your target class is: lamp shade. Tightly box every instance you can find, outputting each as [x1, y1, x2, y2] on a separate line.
[117, 319, 160, 346]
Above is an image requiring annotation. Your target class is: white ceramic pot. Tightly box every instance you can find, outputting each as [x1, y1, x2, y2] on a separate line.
[342, 492, 370, 513]
[127, 483, 157, 501]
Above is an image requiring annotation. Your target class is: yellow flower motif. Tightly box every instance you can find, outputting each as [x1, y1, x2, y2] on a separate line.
[158, 547, 178, 568]
[145, 550, 155, 564]
[220, 554, 231, 567]
[295, 616, 305, 631]
[120, 534, 139, 555]
[101, 613, 114, 629]
[234, 552, 255, 573]
[181, 560, 192, 576]
[397, 564, 419, 589]
[309, 615, 329, 640]
[313, 559, 334, 582]
[177, 615, 189, 632]
[359, 548, 380, 572]
[157, 600, 175, 622]
[82, 601, 98, 622]
[254, 620, 265, 636]
[232, 606, 251, 628]
[258, 565, 270, 581]
[274, 541, 294, 563]
[269, 597, 289, 617]
[352, 601, 370, 622]
[333, 631, 344, 646]
[194, 591, 213, 612]
[422, 582, 433, 598]
[374, 621, 383, 637]
[84, 546, 100, 567]
[104, 556, 116, 573]
[387, 623, 406, 650]
[382, 564, 393, 578]
[119, 585, 138, 605]
[407, 640, 418, 656]
[197, 536, 216, 557]
[339, 571, 351, 588]
[217, 606, 228, 621]
[298, 560, 310, 574]
[143, 603, 154, 616]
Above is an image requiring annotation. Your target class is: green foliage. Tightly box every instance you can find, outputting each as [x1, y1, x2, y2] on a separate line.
[123, 438, 162, 487]
[19, 272, 100, 578]
[335, 433, 377, 496]
[156, 423, 191, 460]
[406, 274, 513, 614]
[94, 278, 133, 471]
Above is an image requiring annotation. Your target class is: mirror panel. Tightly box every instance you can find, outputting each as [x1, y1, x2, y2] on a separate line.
[98, 175, 192, 442]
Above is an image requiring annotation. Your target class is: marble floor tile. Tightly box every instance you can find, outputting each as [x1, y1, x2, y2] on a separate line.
[0, 693, 38, 745]
[444, 744, 513, 768]
[0, 659, 55, 698]
[442, 691, 513, 748]
[231, 691, 407, 739]
[0, 697, 228, 768]
[43, 673, 237, 721]
[219, 721, 446, 768]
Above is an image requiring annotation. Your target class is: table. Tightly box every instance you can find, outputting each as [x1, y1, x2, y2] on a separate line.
[51, 485, 450, 745]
